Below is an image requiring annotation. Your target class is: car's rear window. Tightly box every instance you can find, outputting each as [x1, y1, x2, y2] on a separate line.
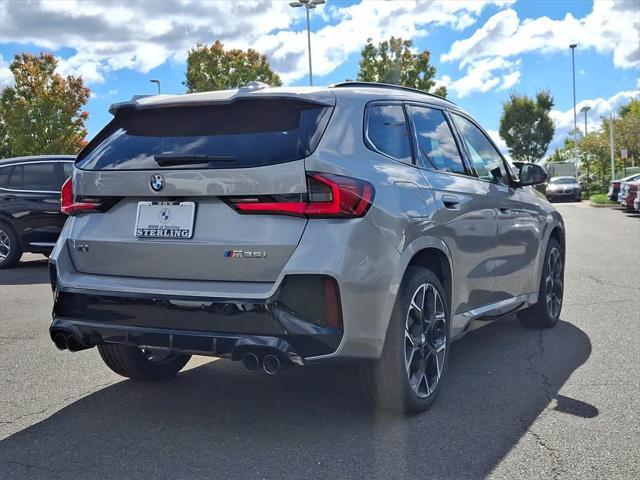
[76, 98, 333, 170]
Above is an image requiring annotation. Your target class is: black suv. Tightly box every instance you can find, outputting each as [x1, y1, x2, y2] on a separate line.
[0, 155, 74, 268]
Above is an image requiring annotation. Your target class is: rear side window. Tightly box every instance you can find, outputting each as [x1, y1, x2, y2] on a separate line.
[0, 166, 11, 188]
[23, 162, 59, 191]
[76, 99, 333, 170]
[63, 162, 73, 179]
[407, 106, 465, 174]
[366, 105, 412, 163]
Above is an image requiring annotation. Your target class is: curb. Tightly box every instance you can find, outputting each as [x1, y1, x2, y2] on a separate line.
[588, 201, 617, 208]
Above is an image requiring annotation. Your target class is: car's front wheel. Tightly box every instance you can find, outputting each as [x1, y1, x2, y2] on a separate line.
[97, 344, 191, 381]
[518, 237, 564, 328]
[363, 267, 449, 413]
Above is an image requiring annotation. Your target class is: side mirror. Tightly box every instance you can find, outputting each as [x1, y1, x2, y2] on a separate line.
[518, 163, 548, 187]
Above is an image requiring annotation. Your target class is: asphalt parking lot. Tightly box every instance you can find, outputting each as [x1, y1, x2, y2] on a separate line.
[1, 203, 638, 480]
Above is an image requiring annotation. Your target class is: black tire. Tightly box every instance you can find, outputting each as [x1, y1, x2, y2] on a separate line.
[97, 344, 191, 381]
[362, 267, 450, 413]
[0, 222, 22, 269]
[518, 237, 564, 328]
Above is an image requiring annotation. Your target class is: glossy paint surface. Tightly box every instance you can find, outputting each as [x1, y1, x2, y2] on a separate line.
[50, 85, 564, 361]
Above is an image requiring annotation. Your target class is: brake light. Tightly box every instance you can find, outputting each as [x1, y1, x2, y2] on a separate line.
[60, 178, 101, 215]
[227, 173, 374, 218]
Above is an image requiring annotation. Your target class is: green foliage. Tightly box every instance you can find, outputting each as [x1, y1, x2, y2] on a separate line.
[567, 97, 640, 192]
[589, 193, 612, 204]
[356, 37, 446, 97]
[0, 53, 90, 158]
[499, 90, 555, 163]
[185, 41, 282, 92]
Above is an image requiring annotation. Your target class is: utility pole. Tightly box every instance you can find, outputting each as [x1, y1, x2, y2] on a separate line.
[569, 44, 578, 166]
[609, 114, 615, 182]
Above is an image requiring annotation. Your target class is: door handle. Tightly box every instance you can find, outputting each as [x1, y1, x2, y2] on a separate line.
[442, 195, 460, 209]
[3, 195, 17, 201]
[499, 207, 511, 215]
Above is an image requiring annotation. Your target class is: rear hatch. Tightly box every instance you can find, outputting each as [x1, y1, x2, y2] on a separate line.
[67, 94, 334, 282]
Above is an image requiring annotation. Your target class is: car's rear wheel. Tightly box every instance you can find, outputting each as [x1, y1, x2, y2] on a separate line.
[363, 267, 449, 413]
[0, 223, 22, 269]
[97, 344, 191, 381]
[518, 237, 564, 328]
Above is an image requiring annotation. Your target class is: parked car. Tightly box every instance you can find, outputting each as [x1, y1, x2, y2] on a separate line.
[48, 83, 564, 413]
[0, 155, 74, 268]
[608, 173, 640, 202]
[545, 176, 581, 202]
[620, 180, 639, 210]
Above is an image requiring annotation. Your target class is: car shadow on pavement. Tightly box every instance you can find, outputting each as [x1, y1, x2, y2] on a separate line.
[0, 317, 592, 480]
[0, 259, 49, 285]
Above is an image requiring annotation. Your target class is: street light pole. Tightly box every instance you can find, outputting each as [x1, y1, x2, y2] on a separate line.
[289, 0, 325, 86]
[580, 105, 591, 137]
[149, 79, 161, 95]
[569, 44, 578, 166]
[609, 114, 616, 182]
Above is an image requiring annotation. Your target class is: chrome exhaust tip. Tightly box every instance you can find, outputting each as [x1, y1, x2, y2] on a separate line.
[241, 352, 260, 372]
[262, 354, 281, 375]
[53, 334, 67, 350]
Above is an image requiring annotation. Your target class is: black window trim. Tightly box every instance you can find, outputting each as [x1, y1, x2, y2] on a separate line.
[0, 160, 74, 194]
[447, 111, 516, 187]
[363, 100, 416, 165]
[404, 102, 474, 177]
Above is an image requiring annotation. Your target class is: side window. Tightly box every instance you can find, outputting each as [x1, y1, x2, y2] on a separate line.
[0, 166, 12, 188]
[407, 106, 465, 174]
[22, 162, 59, 191]
[63, 162, 74, 180]
[451, 114, 510, 185]
[366, 104, 412, 163]
[7, 165, 23, 190]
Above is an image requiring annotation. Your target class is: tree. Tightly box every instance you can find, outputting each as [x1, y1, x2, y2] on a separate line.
[0, 53, 89, 158]
[613, 98, 639, 168]
[499, 91, 555, 163]
[185, 41, 282, 92]
[356, 37, 447, 97]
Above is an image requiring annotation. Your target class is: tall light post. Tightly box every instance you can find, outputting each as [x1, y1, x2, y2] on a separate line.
[580, 105, 591, 179]
[580, 105, 591, 137]
[569, 44, 578, 165]
[149, 79, 161, 95]
[289, 0, 325, 86]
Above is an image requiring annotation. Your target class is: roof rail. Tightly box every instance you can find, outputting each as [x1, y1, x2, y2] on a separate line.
[329, 81, 455, 105]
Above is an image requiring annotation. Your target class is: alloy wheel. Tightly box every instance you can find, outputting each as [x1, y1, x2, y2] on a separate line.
[0, 229, 10, 263]
[404, 283, 447, 398]
[545, 247, 563, 319]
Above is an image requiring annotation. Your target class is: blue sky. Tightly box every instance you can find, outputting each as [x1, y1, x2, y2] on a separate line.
[1, 0, 638, 156]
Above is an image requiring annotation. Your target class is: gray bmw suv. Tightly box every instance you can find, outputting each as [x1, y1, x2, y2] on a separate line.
[49, 82, 564, 413]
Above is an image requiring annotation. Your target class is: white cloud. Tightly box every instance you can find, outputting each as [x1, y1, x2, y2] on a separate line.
[498, 70, 521, 91]
[444, 57, 520, 97]
[0, 54, 14, 89]
[441, 2, 639, 97]
[486, 129, 510, 158]
[548, 89, 639, 151]
[0, 0, 511, 85]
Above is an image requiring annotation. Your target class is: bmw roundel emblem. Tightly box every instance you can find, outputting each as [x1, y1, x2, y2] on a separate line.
[150, 174, 164, 192]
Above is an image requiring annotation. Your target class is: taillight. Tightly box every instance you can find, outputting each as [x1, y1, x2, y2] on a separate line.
[226, 172, 374, 218]
[60, 178, 101, 215]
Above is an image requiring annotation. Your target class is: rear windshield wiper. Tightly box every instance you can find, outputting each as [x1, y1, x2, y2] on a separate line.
[153, 154, 238, 167]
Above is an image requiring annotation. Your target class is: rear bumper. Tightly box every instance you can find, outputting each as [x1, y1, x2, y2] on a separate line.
[50, 281, 343, 361]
